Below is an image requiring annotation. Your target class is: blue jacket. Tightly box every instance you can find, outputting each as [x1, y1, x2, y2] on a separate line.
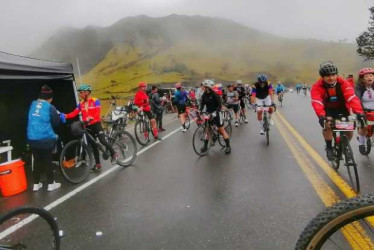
[27, 100, 60, 148]
[174, 90, 188, 105]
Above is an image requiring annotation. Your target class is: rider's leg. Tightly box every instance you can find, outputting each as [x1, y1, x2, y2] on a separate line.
[150, 118, 159, 138]
[86, 125, 101, 166]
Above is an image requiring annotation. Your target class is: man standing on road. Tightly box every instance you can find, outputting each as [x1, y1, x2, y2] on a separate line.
[226, 84, 240, 127]
[311, 61, 364, 160]
[150, 85, 165, 132]
[174, 83, 189, 132]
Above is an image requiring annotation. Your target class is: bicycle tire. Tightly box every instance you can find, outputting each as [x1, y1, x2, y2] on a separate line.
[361, 137, 372, 156]
[112, 131, 138, 167]
[0, 207, 60, 250]
[343, 136, 360, 193]
[295, 194, 374, 250]
[192, 124, 210, 156]
[134, 120, 150, 146]
[59, 140, 92, 184]
[218, 123, 232, 147]
[263, 115, 270, 146]
[330, 146, 341, 170]
[185, 114, 191, 129]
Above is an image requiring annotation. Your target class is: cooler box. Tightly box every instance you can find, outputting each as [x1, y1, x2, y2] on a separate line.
[0, 160, 27, 197]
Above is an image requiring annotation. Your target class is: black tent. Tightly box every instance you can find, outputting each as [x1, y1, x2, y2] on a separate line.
[0, 51, 78, 158]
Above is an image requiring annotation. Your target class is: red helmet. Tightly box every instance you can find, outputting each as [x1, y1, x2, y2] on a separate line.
[138, 82, 147, 88]
[358, 68, 374, 77]
[175, 82, 182, 88]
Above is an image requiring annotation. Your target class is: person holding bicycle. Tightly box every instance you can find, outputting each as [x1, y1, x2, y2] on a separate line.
[226, 84, 240, 127]
[311, 61, 364, 161]
[134, 82, 160, 139]
[251, 74, 275, 135]
[62, 84, 117, 171]
[200, 79, 231, 154]
[355, 68, 374, 154]
[27, 85, 61, 191]
[174, 82, 189, 133]
[234, 80, 249, 123]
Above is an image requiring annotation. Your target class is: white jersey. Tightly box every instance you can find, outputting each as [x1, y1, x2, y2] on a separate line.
[226, 90, 240, 105]
[361, 88, 374, 110]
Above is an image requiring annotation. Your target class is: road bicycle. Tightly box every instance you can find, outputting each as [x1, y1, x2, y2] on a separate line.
[326, 116, 360, 193]
[295, 194, 374, 249]
[256, 105, 272, 146]
[60, 121, 137, 183]
[358, 109, 374, 155]
[0, 207, 60, 249]
[184, 106, 199, 129]
[192, 111, 231, 156]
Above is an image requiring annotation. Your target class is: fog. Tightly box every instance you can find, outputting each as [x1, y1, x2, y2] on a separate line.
[0, 0, 372, 55]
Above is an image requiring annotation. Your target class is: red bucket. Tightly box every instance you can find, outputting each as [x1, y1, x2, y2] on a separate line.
[0, 160, 27, 197]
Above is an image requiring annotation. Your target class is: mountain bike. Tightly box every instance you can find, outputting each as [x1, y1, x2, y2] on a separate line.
[192, 111, 231, 156]
[256, 105, 272, 146]
[358, 109, 374, 155]
[134, 110, 158, 146]
[0, 207, 60, 250]
[60, 121, 137, 183]
[326, 116, 360, 193]
[295, 194, 374, 249]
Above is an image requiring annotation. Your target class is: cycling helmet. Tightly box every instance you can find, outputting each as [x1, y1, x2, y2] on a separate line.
[236, 80, 242, 85]
[257, 74, 268, 83]
[358, 68, 374, 77]
[175, 82, 182, 88]
[138, 82, 147, 88]
[77, 84, 92, 92]
[202, 79, 214, 89]
[319, 61, 338, 76]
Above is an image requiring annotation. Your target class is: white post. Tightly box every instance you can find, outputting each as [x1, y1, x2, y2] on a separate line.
[76, 57, 82, 84]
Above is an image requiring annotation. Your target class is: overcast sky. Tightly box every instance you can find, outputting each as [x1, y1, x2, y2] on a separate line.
[0, 0, 373, 55]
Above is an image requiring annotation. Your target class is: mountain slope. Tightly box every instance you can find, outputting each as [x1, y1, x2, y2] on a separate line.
[32, 14, 369, 98]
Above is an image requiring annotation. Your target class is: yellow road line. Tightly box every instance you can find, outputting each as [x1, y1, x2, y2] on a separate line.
[275, 116, 374, 248]
[276, 111, 357, 198]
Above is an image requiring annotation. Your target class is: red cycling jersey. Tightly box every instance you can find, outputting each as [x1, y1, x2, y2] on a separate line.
[66, 97, 101, 125]
[134, 90, 151, 112]
[311, 77, 363, 117]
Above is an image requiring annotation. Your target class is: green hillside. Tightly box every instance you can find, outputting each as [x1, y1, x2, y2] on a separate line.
[32, 14, 370, 98]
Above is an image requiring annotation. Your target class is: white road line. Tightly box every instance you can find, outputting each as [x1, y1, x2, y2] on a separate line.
[0, 126, 182, 239]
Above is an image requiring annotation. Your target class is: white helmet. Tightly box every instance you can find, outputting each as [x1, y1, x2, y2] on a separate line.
[236, 80, 242, 84]
[202, 79, 214, 89]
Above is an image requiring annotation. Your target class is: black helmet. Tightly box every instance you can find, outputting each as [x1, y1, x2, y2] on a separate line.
[319, 61, 338, 76]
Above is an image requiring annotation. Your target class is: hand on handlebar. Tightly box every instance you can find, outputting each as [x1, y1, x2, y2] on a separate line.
[59, 113, 66, 124]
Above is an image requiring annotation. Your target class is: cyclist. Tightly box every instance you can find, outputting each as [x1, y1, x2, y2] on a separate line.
[302, 83, 308, 95]
[62, 84, 117, 171]
[355, 68, 374, 153]
[134, 82, 160, 139]
[234, 80, 249, 123]
[251, 74, 275, 134]
[199, 79, 231, 154]
[174, 82, 189, 132]
[311, 61, 364, 161]
[275, 82, 285, 102]
[296, 83, 301, 94]
[226, 84, 240, 127]
[27, 85, 61, 191]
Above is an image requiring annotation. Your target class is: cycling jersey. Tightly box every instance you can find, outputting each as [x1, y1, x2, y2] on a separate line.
[311, 77, 363, 117]
[234, 86, 246, 99]
[200, 91, 222, 113]
[66, 97, 101, 126]
[134, 90, 151, 112]
[356, 84, 374, 110]
[226, 90, 240, 105]
[252, 83, 274, 99]
[174, 90, 188, 105]
[276, 85, 284, 94]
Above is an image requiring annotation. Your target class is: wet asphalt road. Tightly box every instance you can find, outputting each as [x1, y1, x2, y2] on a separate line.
[2, 92, 374, 249]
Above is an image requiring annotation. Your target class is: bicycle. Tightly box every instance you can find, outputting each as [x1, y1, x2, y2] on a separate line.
[326, 116, 360, 193]
[184, 106, 199, 130]
[295, 194, 374, 249]
[60, 121, 137, 183]
[256, 105, 272, 146]
[134, 110, 158, 146]
[358, 109, 374, 155]
[192, 111, 231, 156]
[0, 207, 60, 249]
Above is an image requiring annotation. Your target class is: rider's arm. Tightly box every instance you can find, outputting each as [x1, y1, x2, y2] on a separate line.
[65, 104, 81, 119]
[50, 105, 60, 129]
[310, 82, 326, 117]
[340, 78, 363, 114]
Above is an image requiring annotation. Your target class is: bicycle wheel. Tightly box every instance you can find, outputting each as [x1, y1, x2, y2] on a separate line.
[295, 194, 374, 250]
[360, 137, 372, 156]
[218, 122, 232, 147]
[263, 115, 270, 146]
[134, 120, 150, 146]
[185, 114, 191, 129]
[330, 146, 341, 170]
[343, 137, 360, 193]
[59, 140, 93, 184]
[112, 131, 137, 167]
[192, 124, 210, 156]
[0, 207, 60, 250]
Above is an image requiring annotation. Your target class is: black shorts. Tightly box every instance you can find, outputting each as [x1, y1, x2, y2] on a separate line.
[210, 111, 224, 128]
[177, 104, 187, 114]
[227, 104, 239, 113]
[326, 109, 350, 119]
[144, 111, 154, 120]
[239, 99, 245, 109]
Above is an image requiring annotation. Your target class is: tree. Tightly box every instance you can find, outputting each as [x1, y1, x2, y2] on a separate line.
[357, 7, 374, 60]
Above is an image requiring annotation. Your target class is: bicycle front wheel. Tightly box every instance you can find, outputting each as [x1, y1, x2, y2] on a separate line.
[112, 131, 137, 167]
[343, 137, 360, 193]
[218, 122, 232, 147]
[134, 120, 150, 146]
[295, 194, 374, 250]
[185, 114, 191, 129]
[263, 115, 270, 146]
[0, 207, 60, 250]
[59, 140, 93, 184]
[192, 124, 210, 156]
